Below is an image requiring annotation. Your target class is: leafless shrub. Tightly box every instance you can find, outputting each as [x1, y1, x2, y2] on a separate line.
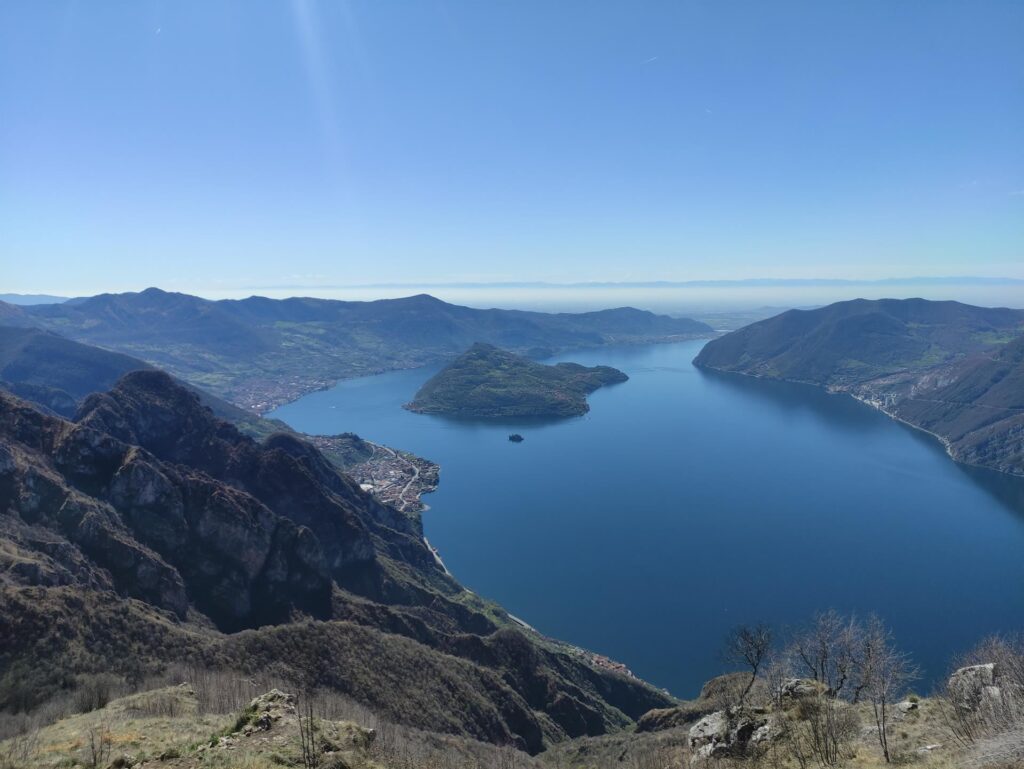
[937, 634, 1024, 747]
[857, 615, 918, 763]
[785, 696, 860, 767]
[790, 610, 861, 700]
[0, 726, 39, 769]
[297, 690, 321, 769]
[724, 623, 773, 706]
[81, 719, 112, 769]
[73, 673, 124, 714]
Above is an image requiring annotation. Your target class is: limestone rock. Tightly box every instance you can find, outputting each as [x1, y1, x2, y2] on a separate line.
[688, 707, 774, 762]
[948, 664, 1002, 712]
[779, 678, 823, 701]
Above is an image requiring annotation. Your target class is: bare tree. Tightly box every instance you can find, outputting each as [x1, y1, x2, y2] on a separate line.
[297, 690, 321, 769]
[82, 720, 112, 769]
[724, 623, 773, 705]
[0, 726, 40, 769]
[786, 695, 860, 768]
[858, 615, 918, 763]
[791, 610, 860, 698]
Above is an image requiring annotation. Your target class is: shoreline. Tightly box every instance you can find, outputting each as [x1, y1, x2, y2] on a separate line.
[696, 363, 1024, 480]
[248, 334, 716, 416]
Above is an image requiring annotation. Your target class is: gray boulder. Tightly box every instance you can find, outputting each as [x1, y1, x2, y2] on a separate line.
[948, 664, 1002, 712]
[688, 707, 774, 762]
[779, 678, 822, 701]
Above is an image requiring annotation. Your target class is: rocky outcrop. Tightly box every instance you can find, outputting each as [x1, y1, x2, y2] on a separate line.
[779, 678, 825, 702]
[688, 706, 774, 762]
[77, 371, 438, 586]
[948, 664, 1004, 712]
[635, 702, 712, 733]
[0, 388, 333, 629]
[243, 689, 298, 733]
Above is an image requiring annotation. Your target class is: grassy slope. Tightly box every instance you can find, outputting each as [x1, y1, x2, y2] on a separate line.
[1, 678, 986, 769]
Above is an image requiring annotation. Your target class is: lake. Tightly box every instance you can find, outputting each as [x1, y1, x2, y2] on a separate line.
[269, 340, 1024, 698]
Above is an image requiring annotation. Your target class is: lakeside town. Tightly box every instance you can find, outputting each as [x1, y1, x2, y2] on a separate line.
[308, 434, 440, 515]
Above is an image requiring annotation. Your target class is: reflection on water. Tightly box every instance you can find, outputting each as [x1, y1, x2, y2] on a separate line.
[695, 367, 893, 434]
[697, 367, 1024, 522]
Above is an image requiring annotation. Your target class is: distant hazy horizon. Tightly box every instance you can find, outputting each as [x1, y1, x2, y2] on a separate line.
[2, 3, 1022, 294]
[5, 276, 1023, 317]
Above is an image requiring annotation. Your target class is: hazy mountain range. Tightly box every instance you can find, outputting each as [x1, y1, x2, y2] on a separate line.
[0, 288, 712, 411]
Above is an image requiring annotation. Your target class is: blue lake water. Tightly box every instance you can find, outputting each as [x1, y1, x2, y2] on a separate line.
[269, 340, 1024, 698]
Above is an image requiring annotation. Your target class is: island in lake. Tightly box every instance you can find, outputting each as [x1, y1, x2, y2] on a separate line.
[405, 342, 628, 418]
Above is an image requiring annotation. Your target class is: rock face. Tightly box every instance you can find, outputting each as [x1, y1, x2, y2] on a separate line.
[0, 376, 338, 629]
[948, 664, 1004, 712]
[688, 707, 774, 762]
[1, 370, 437, 629]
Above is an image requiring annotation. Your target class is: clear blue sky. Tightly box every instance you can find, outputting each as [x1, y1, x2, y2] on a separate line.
[2, 1, 1022, 296]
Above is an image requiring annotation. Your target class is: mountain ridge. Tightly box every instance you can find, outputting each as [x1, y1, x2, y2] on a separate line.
[1, 288, 712, 412]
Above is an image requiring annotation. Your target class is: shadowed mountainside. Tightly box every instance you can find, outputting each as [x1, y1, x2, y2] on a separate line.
[0, 325, 279, 436]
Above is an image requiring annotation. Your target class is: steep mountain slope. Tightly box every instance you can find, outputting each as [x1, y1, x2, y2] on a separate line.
[0, 325, 440, 511]
[693, 298, 1024, 383]
[5, 288, 712, 410]
[407, 343, 628, 418]
[0, 373, 672, 751]
[0, 326, 269, 432]
[0, 326, 154, 417]
[694, 298, 1024, 474]
[865, 334, 1024, 474]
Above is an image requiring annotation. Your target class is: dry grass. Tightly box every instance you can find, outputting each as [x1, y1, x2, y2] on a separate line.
[2, 660, 1018, 769]
[0, 684, 231, 769]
